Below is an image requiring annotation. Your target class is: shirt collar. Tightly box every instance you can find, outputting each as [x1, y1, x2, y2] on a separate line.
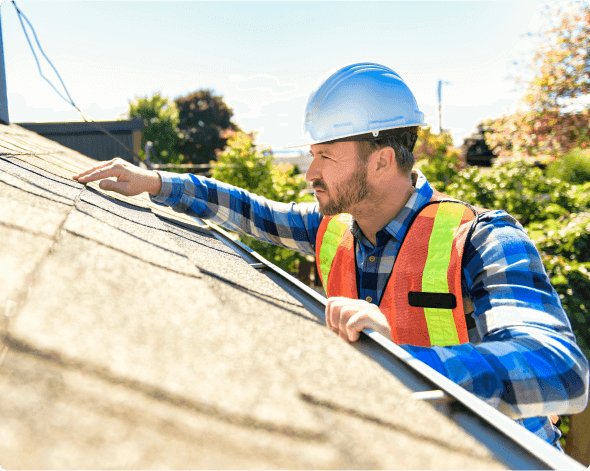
[350, 169, 434, 244]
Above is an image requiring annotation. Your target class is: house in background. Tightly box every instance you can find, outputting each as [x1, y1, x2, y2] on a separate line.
[271, 149, 313, 175]
[461, 125, 496, 167]
[16, 118, 143, 163]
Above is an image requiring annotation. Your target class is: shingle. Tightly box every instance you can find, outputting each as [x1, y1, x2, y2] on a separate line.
[0, 156, 82, 203]
[0, 225, 53, 320]
[0, 349, 340, 470]
[8, 231, 323, 432]
[64, 204, 198, 277]
[0, 185, 69, 237]
[0, 123, 505, 470]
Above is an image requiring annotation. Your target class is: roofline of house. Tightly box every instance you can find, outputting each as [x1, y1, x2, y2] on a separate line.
[16, 118, 144, 135]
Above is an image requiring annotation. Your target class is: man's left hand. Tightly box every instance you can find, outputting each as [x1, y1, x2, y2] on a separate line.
[325, 297, 393, 342]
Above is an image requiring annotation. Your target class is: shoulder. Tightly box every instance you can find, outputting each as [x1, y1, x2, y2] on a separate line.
[463, 209, 545, 282]
[473, 209, 526, 234]
[468, 209, 532, 255]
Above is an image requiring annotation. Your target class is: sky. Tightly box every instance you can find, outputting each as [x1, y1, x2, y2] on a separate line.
[1, 1, 546, 150]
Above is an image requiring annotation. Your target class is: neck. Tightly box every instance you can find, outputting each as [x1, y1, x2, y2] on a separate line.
[351, 174, 415, 246]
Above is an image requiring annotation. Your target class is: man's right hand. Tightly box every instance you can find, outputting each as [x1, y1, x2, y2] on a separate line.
[72, 158, 162, 197]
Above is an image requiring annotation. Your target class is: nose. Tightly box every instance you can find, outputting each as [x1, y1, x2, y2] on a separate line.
[305, 155, 321, 182]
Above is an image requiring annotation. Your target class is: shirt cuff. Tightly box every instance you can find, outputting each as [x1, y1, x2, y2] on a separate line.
[149, 171, 183, 206]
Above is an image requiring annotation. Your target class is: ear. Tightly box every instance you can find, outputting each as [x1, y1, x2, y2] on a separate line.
[374, 146, 396, 173]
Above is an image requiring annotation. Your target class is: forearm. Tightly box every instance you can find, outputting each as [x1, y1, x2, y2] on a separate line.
[151, 171, 320, 255]
[401, 325, 589, 419]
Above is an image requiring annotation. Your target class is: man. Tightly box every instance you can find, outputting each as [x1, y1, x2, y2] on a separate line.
[73, 63, 588, 448]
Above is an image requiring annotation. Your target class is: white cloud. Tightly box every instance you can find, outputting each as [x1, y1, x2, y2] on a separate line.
[229, 74, 297, 95]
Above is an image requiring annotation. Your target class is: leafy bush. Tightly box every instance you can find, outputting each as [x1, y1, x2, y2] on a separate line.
[211, 131, 314, 275]
[414, 127, 458, 160]
[414, 154, 461, 192]
[547, 147, 590, 184]
[528, 212, 590, 360]
[211, 132, 276, 198]
[532, 212, 590, 262]
[440, 162, 580, 225]
[414, 127, 464, 192]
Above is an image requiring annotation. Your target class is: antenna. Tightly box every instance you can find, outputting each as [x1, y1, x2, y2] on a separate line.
[437, 79, 452, 134]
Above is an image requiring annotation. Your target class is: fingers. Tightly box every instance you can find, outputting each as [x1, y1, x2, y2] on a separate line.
[76, 167, 121, 184]
[325, 296, 346, 332]
[346, 311, 373, 342]
[73, 158, 125, 182]
[325, 297, 392, 343]
[98, 179, 132, 196]
[325, 297, 364, 342]
[71, 158, 159, 197]
[72, 160, 111, 181]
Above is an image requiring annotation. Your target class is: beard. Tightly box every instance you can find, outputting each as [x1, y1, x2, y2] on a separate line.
[314, 165, 371, 216]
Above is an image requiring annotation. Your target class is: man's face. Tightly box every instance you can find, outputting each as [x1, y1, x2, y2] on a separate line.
[306, 141, 371, 216]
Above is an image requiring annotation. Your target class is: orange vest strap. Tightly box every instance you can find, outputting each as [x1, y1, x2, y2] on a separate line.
[315, 214, 352, 287]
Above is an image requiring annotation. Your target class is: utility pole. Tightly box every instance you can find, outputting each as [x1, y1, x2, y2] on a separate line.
[0, 7, 9, 125]
[437, 79, 451, 134]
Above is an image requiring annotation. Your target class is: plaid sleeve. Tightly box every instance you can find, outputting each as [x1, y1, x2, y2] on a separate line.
[401, 211, 589, 423]
[151, 171, 322, 255]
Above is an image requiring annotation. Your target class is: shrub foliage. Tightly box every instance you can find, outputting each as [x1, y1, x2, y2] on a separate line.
[210, 131, 314, 275]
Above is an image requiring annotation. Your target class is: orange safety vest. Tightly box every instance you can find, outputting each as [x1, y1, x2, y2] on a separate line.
[315, 192, 480, 347]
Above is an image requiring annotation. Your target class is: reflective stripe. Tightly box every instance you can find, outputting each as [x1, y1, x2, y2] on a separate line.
[318, 214, 351, 286]
[422, 203, 465, 346]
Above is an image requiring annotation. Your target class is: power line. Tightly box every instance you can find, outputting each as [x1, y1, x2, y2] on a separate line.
[11, 1, 75, 106]
[10, 1, 142, 166]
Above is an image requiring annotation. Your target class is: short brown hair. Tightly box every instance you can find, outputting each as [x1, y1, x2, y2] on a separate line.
[357, 126, 418, 175]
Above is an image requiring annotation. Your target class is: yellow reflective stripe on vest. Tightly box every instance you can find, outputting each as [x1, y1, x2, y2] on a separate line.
[318, 214, 351, 285]
[422, 202, 465, 346]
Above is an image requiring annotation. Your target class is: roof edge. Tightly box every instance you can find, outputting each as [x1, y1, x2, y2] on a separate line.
[15, 118, 143, 135]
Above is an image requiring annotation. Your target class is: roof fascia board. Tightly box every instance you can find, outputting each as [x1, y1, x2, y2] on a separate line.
[16, 118, 143, 135]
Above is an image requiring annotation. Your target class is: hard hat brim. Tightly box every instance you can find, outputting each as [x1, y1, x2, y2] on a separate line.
[282, 123, 427, 150]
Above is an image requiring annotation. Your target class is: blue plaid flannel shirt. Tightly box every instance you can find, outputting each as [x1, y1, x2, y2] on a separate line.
[152, 168, 589, 448]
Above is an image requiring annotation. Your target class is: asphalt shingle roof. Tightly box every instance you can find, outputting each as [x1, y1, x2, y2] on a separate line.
[0, 123, 504, 469]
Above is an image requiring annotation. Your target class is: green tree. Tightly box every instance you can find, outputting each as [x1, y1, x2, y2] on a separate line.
[128, 93, 183, 165]
[484, 1, 590, 161]
[175, 89, 238, 165]
[211, 131, 314, 275]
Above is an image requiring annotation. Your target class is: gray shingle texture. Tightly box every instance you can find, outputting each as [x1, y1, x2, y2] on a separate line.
[0, 123, 505, 469]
